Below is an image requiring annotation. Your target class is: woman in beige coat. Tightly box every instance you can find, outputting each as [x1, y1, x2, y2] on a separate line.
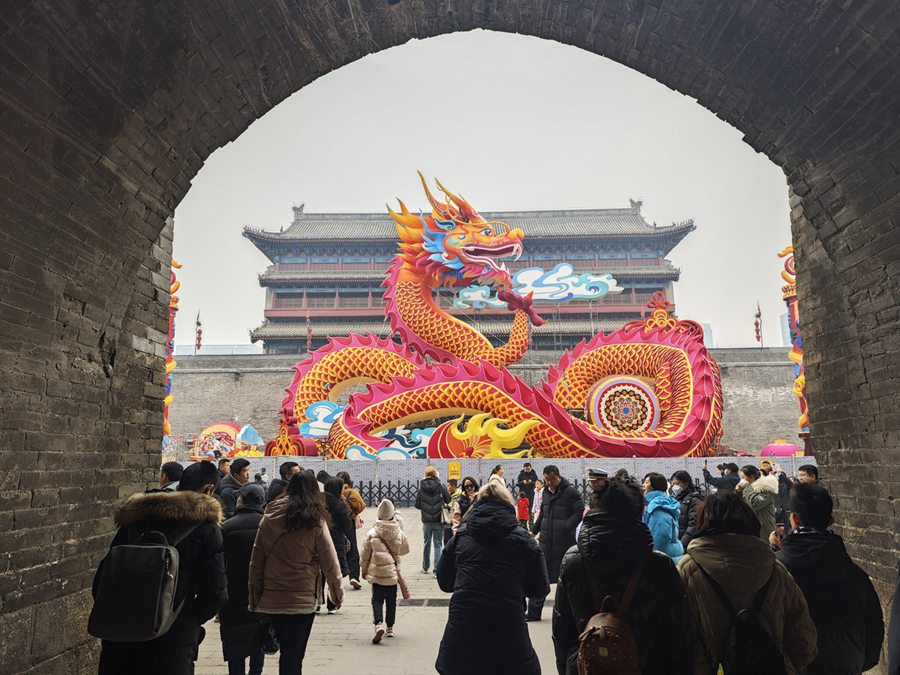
[677, 492, 817, 674]
[249, 471, 343, 674]
[360, 498, 409, 643]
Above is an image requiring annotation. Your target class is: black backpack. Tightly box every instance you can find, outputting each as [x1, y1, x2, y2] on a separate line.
[696, 564, 787, 675]
[88, 522, 199, 642]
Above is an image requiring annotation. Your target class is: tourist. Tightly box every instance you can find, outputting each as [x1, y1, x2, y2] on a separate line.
[489, 464, 505, 485]
[516, 490, 530, 529]
[258, 467, 269, 484]
[677, 493, 817, 673]
[642, 472, 684, 561]
[219, 458, 251, 518]
[797, 464, 819, 484]
[443, 479, 460, 544]
[414, 466, 451, 576]
[95, 461, 227, 675]
[670, 470, 704, 547]
[322, 477, 354, 613]
[248, 471, 343, 675]
[360, 498, 409, 643]
[252, 473, 265, 488]
[267, 461, 300, 502]
[531, 478, 544, 524]
[451, 476, 478, 533]
[336, 470, 366, 589]
[435, 482, 549, 675]
[217, 457, 231, 482]
[527, 464, 583, 620]
[586, 467, 610, 493]
[516, 461, 537, 506]
[220, 484, 268, 675]
[736, 464, 778, 540]
[148, 460, 183, 492]
[701, 460, 740, 493]
[776, 483, 883, 674]
[553, 478, 694, 674]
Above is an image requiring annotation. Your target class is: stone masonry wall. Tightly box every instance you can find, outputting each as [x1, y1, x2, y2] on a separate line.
[168, 348, 800, 454]
[1, 2, 898, 673]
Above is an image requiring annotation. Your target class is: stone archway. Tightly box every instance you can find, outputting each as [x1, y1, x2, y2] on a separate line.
[1, 2, 898, 670]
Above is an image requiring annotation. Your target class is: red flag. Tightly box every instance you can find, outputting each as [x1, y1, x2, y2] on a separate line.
[754, 302, 762, 344]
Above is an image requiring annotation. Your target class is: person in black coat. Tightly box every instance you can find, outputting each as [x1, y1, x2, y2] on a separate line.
[701, 460, 740, 493]
[415, 466, 451, 574]
[220, 484, 268, 675]
[516, 462, 538, 506]
[95, 461, 228, 675]
[553, 478, 694, 675]
[670, 470, 704, 547]
[219, 458, 251, 518]
[436, 482, 549, 675]
[323, 477, 354, 612]
[528, 464, 584, 619]
[776, 483, 883, 674]
[266, 460, 300, 503]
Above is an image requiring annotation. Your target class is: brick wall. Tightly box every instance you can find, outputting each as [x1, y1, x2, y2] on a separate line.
[0, 2, 898, 672]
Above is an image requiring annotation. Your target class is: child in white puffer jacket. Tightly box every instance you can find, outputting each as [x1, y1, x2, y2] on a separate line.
[360, 499, 409, 644]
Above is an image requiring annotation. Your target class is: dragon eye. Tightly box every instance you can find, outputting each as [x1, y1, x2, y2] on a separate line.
[480, 227, 491, 236]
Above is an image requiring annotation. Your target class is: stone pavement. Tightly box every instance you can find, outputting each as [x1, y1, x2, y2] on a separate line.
[196, 508, 556, 674]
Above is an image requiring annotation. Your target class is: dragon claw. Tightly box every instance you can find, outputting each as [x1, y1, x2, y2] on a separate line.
[498, 288, 545, 326]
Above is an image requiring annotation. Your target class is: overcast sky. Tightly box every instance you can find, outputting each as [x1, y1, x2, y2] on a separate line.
[173, 30, 791, 349]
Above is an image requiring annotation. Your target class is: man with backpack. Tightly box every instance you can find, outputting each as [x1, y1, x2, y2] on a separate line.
[90, 460, 228, 675]
[553, 477, 693, 674]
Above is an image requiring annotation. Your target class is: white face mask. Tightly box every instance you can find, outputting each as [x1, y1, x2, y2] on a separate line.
[671, 485, 684, 496]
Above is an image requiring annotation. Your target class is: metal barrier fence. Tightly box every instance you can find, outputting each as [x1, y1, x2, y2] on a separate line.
[164, 455, 816, 507]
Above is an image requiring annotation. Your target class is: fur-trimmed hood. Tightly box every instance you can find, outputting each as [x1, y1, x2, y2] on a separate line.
[114, 490, 223, 527]
[754, 474, 779, 495]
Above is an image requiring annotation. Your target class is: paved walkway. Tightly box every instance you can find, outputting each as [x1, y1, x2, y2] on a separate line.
[196, 508, 556, 674]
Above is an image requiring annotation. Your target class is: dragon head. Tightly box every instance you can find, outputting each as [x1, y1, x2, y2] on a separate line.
[388, 173, 524, 290]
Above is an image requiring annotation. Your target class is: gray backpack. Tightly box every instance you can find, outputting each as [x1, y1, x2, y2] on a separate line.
[88, 523, 199, 642]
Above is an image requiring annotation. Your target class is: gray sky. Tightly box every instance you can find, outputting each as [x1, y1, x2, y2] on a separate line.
[173, 30, 791, 349]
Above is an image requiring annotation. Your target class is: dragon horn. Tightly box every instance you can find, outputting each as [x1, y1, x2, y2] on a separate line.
[435, 178, 477, 220]
[417, 170, 446, 215]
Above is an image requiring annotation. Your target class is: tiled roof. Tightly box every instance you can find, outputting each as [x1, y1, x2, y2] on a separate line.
[243, 205, 694, 243]
[249, 319, 625, 341]
[257, 265, 680, 285]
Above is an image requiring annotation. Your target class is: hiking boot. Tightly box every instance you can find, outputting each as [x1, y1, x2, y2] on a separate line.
[350, 578, 361, 590]
[385, 626, 394, 638]
[373, 623, 385, 644]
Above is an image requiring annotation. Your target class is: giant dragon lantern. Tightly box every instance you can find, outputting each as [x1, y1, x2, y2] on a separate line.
[778, 245, 809, 439]
[265, 175, 723, 459]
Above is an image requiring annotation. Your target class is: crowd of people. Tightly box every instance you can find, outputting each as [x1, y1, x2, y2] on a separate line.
[89, 456, 893, 675]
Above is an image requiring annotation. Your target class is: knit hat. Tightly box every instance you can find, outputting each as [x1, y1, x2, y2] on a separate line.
[239, 483, 266, 507]
[377, 498, 395, 520]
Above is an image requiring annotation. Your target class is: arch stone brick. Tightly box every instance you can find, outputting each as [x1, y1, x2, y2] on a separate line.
[0, 2, 898, 670]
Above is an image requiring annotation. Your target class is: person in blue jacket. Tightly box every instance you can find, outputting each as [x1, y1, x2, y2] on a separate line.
[642, 472, 684, 561]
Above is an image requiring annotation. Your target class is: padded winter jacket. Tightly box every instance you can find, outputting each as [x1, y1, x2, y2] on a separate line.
[361, 516, 409, 585]
[248, 499, 343, 614]
[415, 475, 450, 524]
[436, 499, 549, 675]
[678, 533, 818, 674]
[325, 490, 354, 576]
[218, 474, 244, 518]
[219, 506, 267, 662]
[95, 491, 227, 655]
[643, 490, 685, 560]
[531, 478, 584, 582]
[675, 486, 704, 546]
[741, 474, 778, 539]
[702, 468, 740, 493]
[553, 511, 694, 675]
[777, 529, 883, 674]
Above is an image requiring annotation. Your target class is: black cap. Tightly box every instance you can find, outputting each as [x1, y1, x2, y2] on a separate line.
[239, 483, 266, 507]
